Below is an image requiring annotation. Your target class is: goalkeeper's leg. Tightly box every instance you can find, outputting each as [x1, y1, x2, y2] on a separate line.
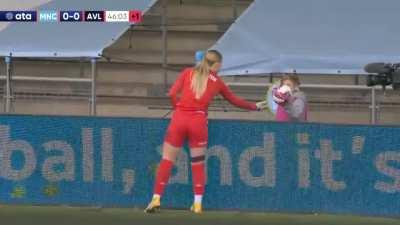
[145, 142, 181, 213]
[189, 148, 206, 214]
[188, 116, 208, 214]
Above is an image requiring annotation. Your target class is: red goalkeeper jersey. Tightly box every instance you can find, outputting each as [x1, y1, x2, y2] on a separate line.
[168, 68, 257, 112]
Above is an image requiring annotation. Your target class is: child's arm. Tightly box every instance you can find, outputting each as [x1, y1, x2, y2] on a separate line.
[286, 93, 307, 120]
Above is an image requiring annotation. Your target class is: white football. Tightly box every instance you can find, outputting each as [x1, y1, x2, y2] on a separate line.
[278, 85, 292, 94]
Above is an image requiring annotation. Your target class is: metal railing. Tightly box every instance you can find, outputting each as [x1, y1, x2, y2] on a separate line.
[1, 78, 398, 124]
[0, 57, 98, 115]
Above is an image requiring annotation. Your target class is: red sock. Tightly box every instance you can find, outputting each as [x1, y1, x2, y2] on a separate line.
[191, 162, 205, 195]
[153, 159, 174, 195]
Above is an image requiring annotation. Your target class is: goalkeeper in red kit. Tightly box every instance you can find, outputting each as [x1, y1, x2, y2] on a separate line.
[145, 50, 267, 214]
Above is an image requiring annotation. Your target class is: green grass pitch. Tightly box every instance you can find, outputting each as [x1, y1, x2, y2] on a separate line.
[0, 205, 399, 225]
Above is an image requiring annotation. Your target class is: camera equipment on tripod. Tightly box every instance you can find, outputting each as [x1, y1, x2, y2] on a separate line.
[364, 62, 400, 90]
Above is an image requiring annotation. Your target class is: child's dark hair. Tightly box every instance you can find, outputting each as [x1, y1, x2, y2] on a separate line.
[280, 73, 300, 86]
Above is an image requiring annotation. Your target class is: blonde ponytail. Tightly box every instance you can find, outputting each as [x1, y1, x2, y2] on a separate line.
[191, 50, 222, 99]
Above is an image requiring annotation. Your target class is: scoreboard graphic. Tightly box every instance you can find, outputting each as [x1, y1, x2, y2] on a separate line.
[0, 10, 143, 23]
[60, 11, 83, 22]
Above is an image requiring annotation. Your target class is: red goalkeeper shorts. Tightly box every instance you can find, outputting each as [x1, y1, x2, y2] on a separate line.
[164, 110, 208, 148]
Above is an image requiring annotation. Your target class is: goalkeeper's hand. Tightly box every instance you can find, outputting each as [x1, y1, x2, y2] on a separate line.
[256, 100, 268, 111]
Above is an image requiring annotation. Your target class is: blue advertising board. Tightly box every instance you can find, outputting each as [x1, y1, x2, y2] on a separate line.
[0, 114, 399, 216]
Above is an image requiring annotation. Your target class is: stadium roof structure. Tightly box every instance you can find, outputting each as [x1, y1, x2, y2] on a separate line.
[213, 0, 400, 75]
[0, 0, 157, 115]
[0, 0, 156, 58]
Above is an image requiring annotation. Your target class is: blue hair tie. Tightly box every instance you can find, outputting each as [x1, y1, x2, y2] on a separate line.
[195, 50, 205, 63]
